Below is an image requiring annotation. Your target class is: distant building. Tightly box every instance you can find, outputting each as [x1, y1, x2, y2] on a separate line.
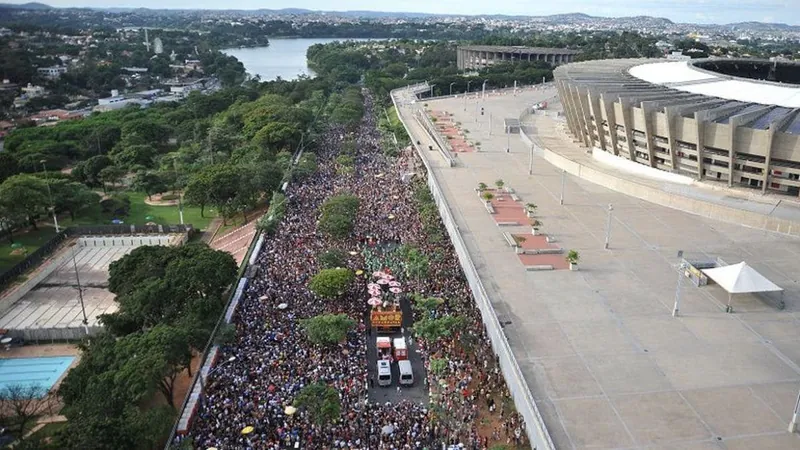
[122, 67, 148, 73]
[21, 84, 46, 97]
[666, 51, 691, 61]
[94, 89, 151, 112]
[457, 45, 579, 70]
[37, 66, 67, 79]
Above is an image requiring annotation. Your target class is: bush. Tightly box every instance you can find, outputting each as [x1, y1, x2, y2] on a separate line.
[318, 248, 347, 269]
[256, 192, 287, 234]
[308, 268, 354, 299]
[300, 313, 355, 346]
[318, 194, 360, 239]
[100, 194, 131, 217]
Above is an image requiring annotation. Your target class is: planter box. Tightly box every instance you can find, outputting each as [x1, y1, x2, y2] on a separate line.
[570, 263, 579, 271]
[532, 228, 539, 235]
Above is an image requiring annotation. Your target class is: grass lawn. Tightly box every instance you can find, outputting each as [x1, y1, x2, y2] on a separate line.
[60, 191, 218, 231]
[25, 421, 67, 443]
[0, 226, 58, 273]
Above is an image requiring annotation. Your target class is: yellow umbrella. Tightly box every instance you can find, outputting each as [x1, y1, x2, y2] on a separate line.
[207, 448, 219, 450]
[355, 270, 364, 276]
[285, 405, 297, 415]
[349, 251, 358, 256]
[241, 426, 254, 435]
[388, 214, 395, 220]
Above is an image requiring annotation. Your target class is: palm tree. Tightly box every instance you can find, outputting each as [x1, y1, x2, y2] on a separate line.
[477, 182, 488, 192]
[495, 179, 505, 190]
[482, 191, 494, 203]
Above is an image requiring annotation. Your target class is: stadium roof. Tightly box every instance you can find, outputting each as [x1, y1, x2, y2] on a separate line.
[629, 61, 800, 108]
[459, 45, 580, 55]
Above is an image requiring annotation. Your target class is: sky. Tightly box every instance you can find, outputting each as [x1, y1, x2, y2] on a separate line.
[6, 0, 800, 25]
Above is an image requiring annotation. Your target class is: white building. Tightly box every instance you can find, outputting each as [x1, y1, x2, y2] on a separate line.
[37, 66, 67, 79]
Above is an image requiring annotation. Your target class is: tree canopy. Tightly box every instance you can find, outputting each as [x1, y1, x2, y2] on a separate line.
[308, 268, 355, 299]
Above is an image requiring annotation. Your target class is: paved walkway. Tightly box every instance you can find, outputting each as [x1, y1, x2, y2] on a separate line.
[396, 87, 800, 450]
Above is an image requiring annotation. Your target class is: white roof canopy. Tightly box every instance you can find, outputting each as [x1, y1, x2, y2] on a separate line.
[701, 262, 783, 294]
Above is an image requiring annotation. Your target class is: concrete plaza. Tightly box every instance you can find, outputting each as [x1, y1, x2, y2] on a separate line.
[398, 87, 800, 449]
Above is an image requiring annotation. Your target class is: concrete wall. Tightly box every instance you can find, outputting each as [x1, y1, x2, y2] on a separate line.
[592, 147, 695, 185]
[77, 235, 178, 247]
[393, 86, 556, 450]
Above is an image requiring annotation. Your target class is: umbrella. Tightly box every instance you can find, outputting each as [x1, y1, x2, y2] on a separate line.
[388, 214, 395, 220]
[390, 287, 402, 294]
[207, 447, 219, 450]
[10, 243, 22, 249]
[377, 279, 390, 285]
[349, 251, 358, 256]
[355, 270, 364, 276]
[367, 283, 380, 290]
[111, 219, 124, 225]
[241, 426, 254, 435]
[389, 281, 401, 287]
[145, 215, 154, 221]
[382, 274, 395, 281]
[277, 303, 288, 310]
[284, 406, 297, 415]
[372, 271, 386, 278]
[368, 298, 382, 306]
[392, 195, 399, 200]
[259, 295, 269, 301]
[381, 424, 395, 435]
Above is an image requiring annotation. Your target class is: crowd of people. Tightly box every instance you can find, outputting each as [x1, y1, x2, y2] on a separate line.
[186, 91, 528, 449]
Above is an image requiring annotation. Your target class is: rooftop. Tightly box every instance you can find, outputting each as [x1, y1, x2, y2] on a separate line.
[459, 45, 581, 55]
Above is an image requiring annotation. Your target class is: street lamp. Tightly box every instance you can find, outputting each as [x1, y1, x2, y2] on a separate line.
[673, 257, 686, 317]
[464, 81, 473, 111]
[604, 203, 614, 250]
[429, 84, 435, 98]
[199, 355, 237, 407]
[559, 169, 566, 205]
[172, 160, 184, 225]
[69, 243, 89, 333]
[40, 160, 59, 233]
[481, 79, 489, 99]
[449, 82, 456, 96]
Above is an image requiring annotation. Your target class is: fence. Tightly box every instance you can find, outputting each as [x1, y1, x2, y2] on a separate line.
[392, 86, 555, 450]
[0, 231, 68, 292]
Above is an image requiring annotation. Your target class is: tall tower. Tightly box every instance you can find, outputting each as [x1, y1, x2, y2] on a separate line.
[143, 28, 151, 52]
[153, 37, 163, 55]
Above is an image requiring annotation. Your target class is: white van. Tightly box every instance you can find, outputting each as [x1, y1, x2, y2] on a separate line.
[398, 360, 414, 386]
[377, 360, 392, 387]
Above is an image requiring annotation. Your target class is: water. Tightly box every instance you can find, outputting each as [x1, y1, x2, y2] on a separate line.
[222, 38, 374, 81]
[0, 356, 75, 397]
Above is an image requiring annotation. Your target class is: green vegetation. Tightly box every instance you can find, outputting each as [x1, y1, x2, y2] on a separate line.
[308, 268, 355, 299]
[54, 244, 237, 447]
[300, 313, 355, 346]
[293, 382, 341, 426]
[413, 315, 466, 343]
[0, 226, 57, 272]
[318, 248, 347, 269]
[318, 193, 360, 240]
[256, 192, 287, 235]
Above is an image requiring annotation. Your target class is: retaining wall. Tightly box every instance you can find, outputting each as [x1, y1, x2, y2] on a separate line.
[393, 86, 555, 450]
[0, 246, 78, 318]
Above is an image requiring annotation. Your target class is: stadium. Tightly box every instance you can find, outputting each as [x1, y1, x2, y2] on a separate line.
[554, 58, 800, 195]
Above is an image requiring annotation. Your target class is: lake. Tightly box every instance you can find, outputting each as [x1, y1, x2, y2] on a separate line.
[222, 38, 373, 81]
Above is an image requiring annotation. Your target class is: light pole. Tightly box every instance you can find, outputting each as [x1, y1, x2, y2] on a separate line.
[559, 169, 566, 205]
[604, 204, 614, 250]
[506, 127, 511, 152]
[528, 145, 534, 175]
[70, 243, 89, 333]
[489, 113, 492, 136]
[199, 356, 237, 407]
[673, 257, 686, 317]
[172, 160, 184, 225]
[40, 160, 59, 233]
[790, 389, 800, 432]
[513, 80, 517, 95]
[449, 82, 456, 96]
[464, 81, 473, 111]
[429, 84, 435, 98]
[481, 79, 488, 99]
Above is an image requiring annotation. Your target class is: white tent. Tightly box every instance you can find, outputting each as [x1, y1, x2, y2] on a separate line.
[702, 262, 784, 312]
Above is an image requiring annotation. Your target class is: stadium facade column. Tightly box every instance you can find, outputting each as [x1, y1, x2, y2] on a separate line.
[573, 85, 594, 148]
[664, 106, 680, 171]
[763, 111, 796, 193]
[600, 94, 620, 156]
[588, 90, 607, 152]
[640, 101, 659, 168]
[619, 99, 638, 162]
[694, 110, 708, 181]
[729, 106, 771, 188]
[557, 80, 579, 138]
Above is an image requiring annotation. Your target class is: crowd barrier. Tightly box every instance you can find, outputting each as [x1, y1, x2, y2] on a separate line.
[392, 86, 555, 450]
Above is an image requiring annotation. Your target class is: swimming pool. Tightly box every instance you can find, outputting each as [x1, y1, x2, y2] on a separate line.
[0, 356, 75, 397]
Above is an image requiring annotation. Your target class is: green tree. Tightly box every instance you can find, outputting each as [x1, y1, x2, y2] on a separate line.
[318, 248, 347, 269]
[401, 246, 429, 282]
[293, 382, 341, 425]
[308, 268, 354, 299]
[51, 179, 101, 221]
[300, 313, 355, 346]
[110, 144, 158, 169]
[0, 153, 20, 184]
[318, 193, 360, 239]
[72, 154, 112, 187]
[99, 165, 127, 192]
[131, 171, 168, 201]
[413, 315, 465, 343]
[0, 174, 49, 229]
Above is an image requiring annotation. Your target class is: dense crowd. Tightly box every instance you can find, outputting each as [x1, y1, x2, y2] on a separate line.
[186, 91, 527, 449]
